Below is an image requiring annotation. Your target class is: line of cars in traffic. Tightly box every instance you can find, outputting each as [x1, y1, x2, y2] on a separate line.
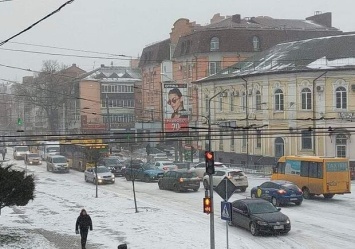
[11, 145, 299, 236]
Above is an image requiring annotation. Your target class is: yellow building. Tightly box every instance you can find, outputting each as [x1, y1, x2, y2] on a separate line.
[196, 34, 355, 169]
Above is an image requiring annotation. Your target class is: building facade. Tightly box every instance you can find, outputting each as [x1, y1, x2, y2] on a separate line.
[139, 12, 343, 150]
[196, 34, 355, 168]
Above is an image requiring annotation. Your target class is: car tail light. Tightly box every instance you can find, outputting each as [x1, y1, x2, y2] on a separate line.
[277, 189, 286, 194]
[179, 178, 184, 183]
[163, 167, 168, 170]
[298, 188, 303, 194]
[227, 175, 232, 179]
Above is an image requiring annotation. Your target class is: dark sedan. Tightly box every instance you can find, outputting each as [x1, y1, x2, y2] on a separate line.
[158, 170, 200, 192]
[99, 157, 124, 176]
[250, 180, 303, 206]
[230, 199, 291, 236]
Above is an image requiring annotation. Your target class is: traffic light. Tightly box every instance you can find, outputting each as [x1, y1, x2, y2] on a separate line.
[17, 117, 23, 126]
[205, 151, 215, 175]
[203, 197, 212, 214]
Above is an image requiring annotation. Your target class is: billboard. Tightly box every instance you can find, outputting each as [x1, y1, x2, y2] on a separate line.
[163, 83, 189, 133]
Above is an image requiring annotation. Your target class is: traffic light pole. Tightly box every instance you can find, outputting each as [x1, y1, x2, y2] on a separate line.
[207, 89, 228, 249]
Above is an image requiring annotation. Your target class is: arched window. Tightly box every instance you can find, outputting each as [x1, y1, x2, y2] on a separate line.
[229, 92, 234, 112]
[255, 90, 261, 110]
[275, 137, 284, 157]
[252, 36, 260, 51]
[219, 94, 223, 111]
[210, 37, 219, 51]
[336, 86, 347, 109]
[301, 130, 312, 149]
[336, 134, 347, 157]
[205, 95, 209, 112]
[301, 88, 312, 110]
[274, 89, 284, 111]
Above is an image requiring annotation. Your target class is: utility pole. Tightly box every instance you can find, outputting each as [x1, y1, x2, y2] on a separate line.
[207, 88, 228, 249]
[106, 94, 112, 153]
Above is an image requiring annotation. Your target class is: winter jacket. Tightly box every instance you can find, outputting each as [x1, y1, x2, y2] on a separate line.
[75, 214, 93, 231]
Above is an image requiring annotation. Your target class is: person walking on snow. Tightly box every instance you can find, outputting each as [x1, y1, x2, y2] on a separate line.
[1, 147, 6, 161]
[75, 209, 93, 249]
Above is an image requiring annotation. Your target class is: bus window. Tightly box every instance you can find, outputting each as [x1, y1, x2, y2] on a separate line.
[300, 161, 309, 177]
[273, 162, 285, 174]
[309, 162, 318, 178]
[317, 162, 323, 179]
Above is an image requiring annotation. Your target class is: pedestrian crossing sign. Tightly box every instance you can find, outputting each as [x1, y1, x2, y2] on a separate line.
[221, 201, 232, 221]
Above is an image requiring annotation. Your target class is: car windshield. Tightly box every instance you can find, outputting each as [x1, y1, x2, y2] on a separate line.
[47, 147, 59, 152]
[28, 154, 40, 158]
[248, 202, 278, 214]
[180, 172, 197, 178]
[229, 171, 245, 177]
[105, 158, 119, 165]
[162, 162, 174, 166]
[53, 157, 67, 163]
[16, 147, 28, 152]
[94, 167, 110, 173]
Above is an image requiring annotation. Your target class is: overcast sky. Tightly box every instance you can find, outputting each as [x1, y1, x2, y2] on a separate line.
[0, 0, 355, 82]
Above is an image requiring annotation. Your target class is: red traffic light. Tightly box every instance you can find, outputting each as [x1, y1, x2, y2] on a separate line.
[203, 197, 212, 214]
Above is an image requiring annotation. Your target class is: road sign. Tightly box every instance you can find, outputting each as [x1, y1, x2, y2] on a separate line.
[214, 177, 238, 201]
[221, 201, 232, 221]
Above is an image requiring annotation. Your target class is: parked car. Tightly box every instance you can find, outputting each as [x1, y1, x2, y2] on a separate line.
[84, 166, 115, 184]
[158, 170, 200, 192]
[230, 198, 291, 236]
[154, 161, 178, 171]
[190, 162, 228, 178]
[203, 169, 248, 192]
[125, 163, 164, 182]
[46, 155, 69, 173]
[121, 159, 144, 176]
[250, 180, 303, 206]
[24, 153, 42, 165]
[13, 146, 30, 160]
[99, 156, 124, 176]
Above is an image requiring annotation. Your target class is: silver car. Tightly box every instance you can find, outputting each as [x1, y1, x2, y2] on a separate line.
[84, 166, 115, 184]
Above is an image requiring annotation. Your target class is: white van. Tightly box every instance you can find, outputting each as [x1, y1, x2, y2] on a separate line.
[38, 141, 60, 160]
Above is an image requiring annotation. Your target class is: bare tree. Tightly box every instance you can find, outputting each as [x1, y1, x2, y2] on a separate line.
[14, 60, 75, 133]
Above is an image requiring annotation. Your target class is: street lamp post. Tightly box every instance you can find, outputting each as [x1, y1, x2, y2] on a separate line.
[207, 88, 228, 249]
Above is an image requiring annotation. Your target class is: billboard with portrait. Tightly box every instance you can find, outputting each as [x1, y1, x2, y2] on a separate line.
[163, 83, 189, 133]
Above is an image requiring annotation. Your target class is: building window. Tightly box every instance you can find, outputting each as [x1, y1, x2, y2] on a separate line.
[218, 94, 223, 112]
[255, 90, 261, 110]
[301, 130, 313, 150]
[230, 131, 235, 151]
[256, 130, 261, 148]
[275, 137, 284, 157]
[205, 95, 209, 113]
[252, 36, 260, 51]
[336, 86, 347, 109]
[209, 61, 221, 75]
[274, 89, 284, 111]
[242, 131, 247, 148]
[229, 92, 234, 112]
[241, 92, 246, 111]
[188, 64, 193, 78]
[301, 88, 312, 110]
[210, 37, 219, 51]
[336, 134, 347, 157]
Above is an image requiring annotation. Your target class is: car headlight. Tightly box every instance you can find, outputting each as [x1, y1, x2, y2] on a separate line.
[111, 174, 115, 178]
[256, 220, 268, 226]
[98, 176, 102, 179]
[286, 219, 290, 224]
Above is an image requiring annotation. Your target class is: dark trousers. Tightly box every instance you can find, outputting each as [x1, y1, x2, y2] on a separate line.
[2, 153, 5, 160]
[80, 228, 89, 249]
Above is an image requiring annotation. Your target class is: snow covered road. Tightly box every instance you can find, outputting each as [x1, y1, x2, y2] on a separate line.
[1, 155, 355, 249]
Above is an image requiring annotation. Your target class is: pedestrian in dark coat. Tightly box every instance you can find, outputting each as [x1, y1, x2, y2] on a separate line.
[75, 209, 93, 249]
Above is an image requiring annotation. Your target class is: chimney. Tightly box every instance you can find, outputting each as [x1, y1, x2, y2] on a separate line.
[231, 14, 241, 23]
[210, 13, 225, 24]
[306, 12, 332, 28]
[101, 64, 105, 68]
[72, 63, 76, 67]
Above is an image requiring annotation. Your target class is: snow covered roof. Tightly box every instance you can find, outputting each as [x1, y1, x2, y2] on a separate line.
[83, 65, 141, 81]
[197, 33, 355, 83]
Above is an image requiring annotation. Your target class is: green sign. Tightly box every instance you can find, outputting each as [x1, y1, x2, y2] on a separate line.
[17, 118, 23, 126]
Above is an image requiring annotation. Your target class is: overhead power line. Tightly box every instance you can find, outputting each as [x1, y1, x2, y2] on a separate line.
[0, 0, 75, 47]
